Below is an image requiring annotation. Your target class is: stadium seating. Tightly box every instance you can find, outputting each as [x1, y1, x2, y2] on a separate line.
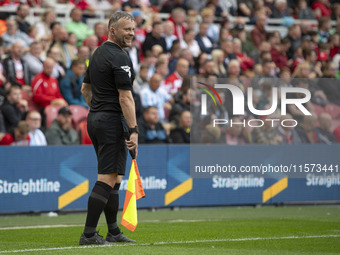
[78, 120, 92, 145]
[69, 105, 89, 130]
[325, 103, 340, 120]
[44, 105, 61, 128]
[312, 104, 325, 116]
[20, 90, 40, 112]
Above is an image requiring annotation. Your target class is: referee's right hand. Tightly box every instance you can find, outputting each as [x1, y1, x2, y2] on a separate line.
[126, 133, 138, 158]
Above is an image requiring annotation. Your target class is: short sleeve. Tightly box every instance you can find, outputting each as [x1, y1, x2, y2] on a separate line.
[114, 53, 133, 91]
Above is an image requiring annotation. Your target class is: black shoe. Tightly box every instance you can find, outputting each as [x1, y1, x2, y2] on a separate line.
[106, 232, 136, 242]
[79, 232, 115, 245]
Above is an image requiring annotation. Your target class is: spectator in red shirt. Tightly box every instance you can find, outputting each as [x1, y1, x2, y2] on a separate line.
[0, 120, 30, 146]
[168, 8, 186, 41]
[312, 0, 331, 19]
[31, 58, 67, 108]
[233, 38, 254, 73]
[94, 22, 107, 46]
[164, 58, 189, 95]
[251, 13, 267, 49]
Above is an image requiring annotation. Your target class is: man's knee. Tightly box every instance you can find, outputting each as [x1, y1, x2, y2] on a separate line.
[97, 173, 118, 187]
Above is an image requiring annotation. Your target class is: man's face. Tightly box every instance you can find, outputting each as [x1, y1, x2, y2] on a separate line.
[31, 44, 42, 58]
[73, 63, 86, 78]
[95, 23, 105, 37]
[145, 108, 159, 125]
[199, 24, 209, 36]
[58, 114, 73, 131]
[113, 18, 135, 48]
[8, 88, 22, 104]
[177, 60, 189, 77]
[71, 9, 82, 22]
[26, 112, 42, 130]
[149, 75, 162, 91]
[180, 111, 191, 129]
[18, 4, 29, 18]
[43, 60, 55, 76]
[12, 42, 23, 58]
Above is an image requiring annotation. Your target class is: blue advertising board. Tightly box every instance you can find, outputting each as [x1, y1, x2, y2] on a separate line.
[0, 145, 339, 213]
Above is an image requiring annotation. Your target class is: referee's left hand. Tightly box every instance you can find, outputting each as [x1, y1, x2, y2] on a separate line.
[126, 132, 138, 158]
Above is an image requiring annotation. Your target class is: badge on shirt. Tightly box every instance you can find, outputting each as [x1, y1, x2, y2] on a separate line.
[121, 65, 131, 78]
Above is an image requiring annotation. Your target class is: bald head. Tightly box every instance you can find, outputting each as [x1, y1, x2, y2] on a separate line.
[43, 58, 55, 76]
[176, 58, 189, 77]
[149, 73, 163, 92]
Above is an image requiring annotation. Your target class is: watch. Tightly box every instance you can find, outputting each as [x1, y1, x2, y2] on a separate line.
[129, 125, 139, 134]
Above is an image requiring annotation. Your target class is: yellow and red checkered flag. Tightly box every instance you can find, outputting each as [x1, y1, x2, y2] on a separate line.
[121, 159, 145, 231]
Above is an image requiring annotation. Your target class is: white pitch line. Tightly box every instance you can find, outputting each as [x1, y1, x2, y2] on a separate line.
[0, 219, 217, 230]
[0, 235, 339, 254]
[0, 225, 82, 230]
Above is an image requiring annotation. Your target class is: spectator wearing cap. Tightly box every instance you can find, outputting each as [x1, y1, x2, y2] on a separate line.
[250, 13, 267, 49]
[45, 106, 79, 145]
[31, 58, 68, 108]
[312, 0, 331, 19]
[0, 120, 30, 146]
[65, 8, 93, 47]
[233, 23, 255, 56]
[25, 110, 47, 146]
[201, 8, 219, 44]
[142, 22, 167, 57]
[195, 22, 215, 54]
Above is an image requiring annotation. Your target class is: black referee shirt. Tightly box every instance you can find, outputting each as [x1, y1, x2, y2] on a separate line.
[84, 41, 135, 113]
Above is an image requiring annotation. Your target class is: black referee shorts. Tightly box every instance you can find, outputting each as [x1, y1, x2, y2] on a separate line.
[87, 111, 128, 175]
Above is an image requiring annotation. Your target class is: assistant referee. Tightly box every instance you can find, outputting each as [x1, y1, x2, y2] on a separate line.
[79, 11, 138, 245]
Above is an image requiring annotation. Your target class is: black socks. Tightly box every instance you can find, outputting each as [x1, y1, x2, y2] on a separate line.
[84, 181, 112, 238]
[104, 183, 121, 236]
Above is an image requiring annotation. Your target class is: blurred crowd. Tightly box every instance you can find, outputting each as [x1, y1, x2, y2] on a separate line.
[0, 0, 340, 146]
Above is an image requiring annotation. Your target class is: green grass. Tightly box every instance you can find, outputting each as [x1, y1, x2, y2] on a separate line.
[0, 206, 340, 254]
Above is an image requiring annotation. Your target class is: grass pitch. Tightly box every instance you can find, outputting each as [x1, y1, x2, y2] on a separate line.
[0, 206, 339, 254]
